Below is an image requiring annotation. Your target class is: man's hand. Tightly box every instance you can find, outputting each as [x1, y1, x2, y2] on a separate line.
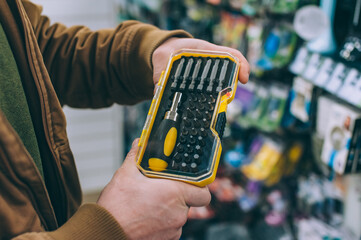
[97, 139, 211, 240]
[152, 38, 250, 86]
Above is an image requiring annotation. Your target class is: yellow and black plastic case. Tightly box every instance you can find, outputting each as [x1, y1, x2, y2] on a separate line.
[136, 49, 240, 187]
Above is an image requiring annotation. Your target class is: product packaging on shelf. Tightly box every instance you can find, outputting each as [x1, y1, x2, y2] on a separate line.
[136, 49, 240, 187]
[232, 81, 289, 132]
[290, 46, 361, 109]
[321, 102, 361, 174]
[290, 77, 314, 122]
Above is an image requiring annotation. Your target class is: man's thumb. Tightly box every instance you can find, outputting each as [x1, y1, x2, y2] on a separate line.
[121, 138, 140, 170]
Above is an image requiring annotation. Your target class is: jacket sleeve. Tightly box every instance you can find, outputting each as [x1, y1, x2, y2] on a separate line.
[21, 0, 192, 108]
[13, 204, 129, 240]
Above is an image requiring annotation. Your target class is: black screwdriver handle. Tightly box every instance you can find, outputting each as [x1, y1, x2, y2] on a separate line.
[148, 119, 179, 171]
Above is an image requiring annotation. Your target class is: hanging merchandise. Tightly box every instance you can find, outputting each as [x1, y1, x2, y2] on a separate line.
[255, 23, 298, 72]
[294, 175, 352, 239]
[229, 0, 306, 16]
[340, 36, 361, 63]
[290, 46, 361, 108]
[324, 62, 350, 95]
[223, 134, 264, 170]
[295, 175, 360, 239]
[241, 137, 285, 181]
[338, 69, 361, 106]
[180, 0, 218, 41]
[282, 142, 304, 176]
[224, 141, 247, 168]
[321, 102, 361, 175]
[222, 131, 303, 187]
[246, 20, 264, 73]
[259, 83, 289, 132]
[238, 180, 262, 212]
[213, 11, 248, 52]
[263, 151, 289, 187]
[116, 0, 161, 24]
[226, 0, 266, 16]
[296, 175, 343, 222]
[293, 5, 329, 42]
[265, 142, 304, 186]
[313, 57, 342, 92]
[313, 96, 345, 176]
[232, 81, 289, 132]
[228, 0, 245, 10]
[241, 83, 269, 128]
[279, 91, 299, 129]
[134, 0, 162, 12]
[238, 0, 261, 16]
[343, 175, 361, 238]
[289, 77, 314, 123]
[264, 190, 287, 226]
[339, 0, 361, 63]
[159, 0, 186, 31]
[265, 0, 300, 14]
[209, 177, 245, 202]
[296, 218, 357, 240]
[302, 52, 326, 84]
[205, 223, 251, 240]
[307, 0, 337, 55]
[316, 95, 337, 139]
[289, 46, 312, 75]
[296, 218, 358, 240]
[229, 80, 266, 129]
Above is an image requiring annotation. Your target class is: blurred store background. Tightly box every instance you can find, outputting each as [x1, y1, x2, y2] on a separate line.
[32, 0, 361, 239]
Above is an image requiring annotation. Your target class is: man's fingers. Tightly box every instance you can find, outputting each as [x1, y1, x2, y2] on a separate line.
[181, 184, 211, 207]
[191, 40, 249, 84]
[152, 38, 250, 87]
[239, 58, 250, 84]
[215, 45, 249, 84]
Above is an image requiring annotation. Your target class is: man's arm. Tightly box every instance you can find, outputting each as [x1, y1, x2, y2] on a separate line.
[21, 1, 250, 108]
[21, 0, 192, 108]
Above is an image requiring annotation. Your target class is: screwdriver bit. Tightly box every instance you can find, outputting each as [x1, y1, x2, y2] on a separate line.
[171, 58, 185, 89]
[216, 60, 229, 92]
[197, 59, 212, 91]
[207, 59, 220, 92]
[179, 58, 193, 90]
[188, 59, 202, 91]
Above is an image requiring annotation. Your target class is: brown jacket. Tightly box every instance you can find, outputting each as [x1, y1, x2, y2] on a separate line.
[0, 0, 191, 239]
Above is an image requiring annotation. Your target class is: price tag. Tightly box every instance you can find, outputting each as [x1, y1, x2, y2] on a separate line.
[325, 63, 348, 94]
[289, 47, 310, 75]
[302, 53, 323, 81]
[313, 58, 335, 87]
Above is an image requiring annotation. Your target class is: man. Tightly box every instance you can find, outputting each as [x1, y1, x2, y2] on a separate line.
[0, 0, 249, 239]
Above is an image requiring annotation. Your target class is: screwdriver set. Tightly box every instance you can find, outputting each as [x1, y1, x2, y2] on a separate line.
[136, 49, 240, 187]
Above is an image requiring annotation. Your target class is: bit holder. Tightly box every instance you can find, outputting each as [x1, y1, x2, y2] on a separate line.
[136, 49, 240, 187]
